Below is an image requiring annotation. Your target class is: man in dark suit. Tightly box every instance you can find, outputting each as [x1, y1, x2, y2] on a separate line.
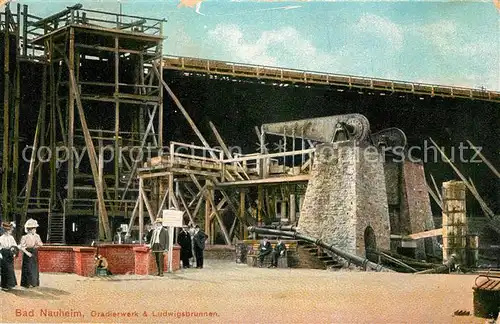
[193, 225, 208, 269]
[148, 218, 169, 276]
[177, 225, 192, 269]
[270, 239, 287, 268]
[258, 237, 272, 267]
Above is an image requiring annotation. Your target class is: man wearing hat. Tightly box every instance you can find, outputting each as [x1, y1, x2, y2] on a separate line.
[177, 225, 192, 269]
[148, 218, 169, 276]
[0, 222, 19, 290]
[20, 218, 43, 288]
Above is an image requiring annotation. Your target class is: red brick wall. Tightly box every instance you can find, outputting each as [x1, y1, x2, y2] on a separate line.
[73, 247, 96, 277]
[38, 246, 75, 273]
[134, 245, 180, 275]
[12, 244, 181, 277]
[98, 244, 136, 275]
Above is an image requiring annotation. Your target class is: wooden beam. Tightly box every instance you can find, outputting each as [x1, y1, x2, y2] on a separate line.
[126, 199, 139, 236]
[22, 96, 44, 218]
[152, 64, 217, 160]
[426, 183, 443, 210]
[140, 186, 156, 221]
[429, 138, 495, 219]
[178, 188, 195, 225]
[430, 173, 442, 202]
[216, 174, 310, 187]
[467, 140, 500, 179]
[190, 175, 231, 244]
[407, 228, 443, 240]
[209, 121, 249, 180]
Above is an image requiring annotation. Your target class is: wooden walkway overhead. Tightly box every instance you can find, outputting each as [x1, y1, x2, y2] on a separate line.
[162, 55, 500, 103]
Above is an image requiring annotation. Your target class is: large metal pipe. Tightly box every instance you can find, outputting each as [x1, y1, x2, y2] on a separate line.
[256, 224, 297, 232]
[248, 226, 393, 272]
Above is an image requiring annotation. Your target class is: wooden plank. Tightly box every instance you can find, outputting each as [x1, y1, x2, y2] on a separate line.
[407, 228, 443, 240]
[216, 174, 310, 187]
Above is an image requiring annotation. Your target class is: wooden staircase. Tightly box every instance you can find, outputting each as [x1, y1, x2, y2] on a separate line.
[297, 241, 344, 270]
[47, 210, 65, 244]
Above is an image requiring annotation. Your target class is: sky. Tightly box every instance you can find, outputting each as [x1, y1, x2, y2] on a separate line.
[4, 0, 500, 90]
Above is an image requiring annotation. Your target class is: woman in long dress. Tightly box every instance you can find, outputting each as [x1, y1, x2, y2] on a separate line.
[20, 218, 43, 288]
[0, 222, 19, 290]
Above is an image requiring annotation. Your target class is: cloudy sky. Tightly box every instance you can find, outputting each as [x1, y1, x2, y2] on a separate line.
[10, 0, 500, 90]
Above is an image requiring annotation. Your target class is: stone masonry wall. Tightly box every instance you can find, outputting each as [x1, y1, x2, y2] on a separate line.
[401, 161, 438, 259]
[355, 145, 391, 256]
[298, 141, 390, 257]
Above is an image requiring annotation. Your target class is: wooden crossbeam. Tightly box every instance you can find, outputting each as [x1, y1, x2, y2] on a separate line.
[407, 228, 443, 240]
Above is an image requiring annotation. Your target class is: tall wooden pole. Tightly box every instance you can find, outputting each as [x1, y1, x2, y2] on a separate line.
[2, 5, 11, 221]
[67, 28, 75, 204]
[11, 3, 21, 211]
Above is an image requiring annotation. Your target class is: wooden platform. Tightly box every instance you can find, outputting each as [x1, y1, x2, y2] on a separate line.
[162, 56, 500, 103]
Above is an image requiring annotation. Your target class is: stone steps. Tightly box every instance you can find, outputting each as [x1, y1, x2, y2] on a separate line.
[296, 240, 345, 270]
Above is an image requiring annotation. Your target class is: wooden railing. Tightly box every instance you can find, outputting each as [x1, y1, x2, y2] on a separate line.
[162, 55, 500, 103]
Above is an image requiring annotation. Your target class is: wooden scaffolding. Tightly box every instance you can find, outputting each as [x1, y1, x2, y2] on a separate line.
[1, 4, 166, 242]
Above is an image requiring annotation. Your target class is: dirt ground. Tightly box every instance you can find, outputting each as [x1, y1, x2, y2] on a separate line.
[0, 260, 493, 323]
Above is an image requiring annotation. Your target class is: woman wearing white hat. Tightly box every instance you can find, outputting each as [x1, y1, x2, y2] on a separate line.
[0, 222, 19, 290]
[20, 218, 43, 288]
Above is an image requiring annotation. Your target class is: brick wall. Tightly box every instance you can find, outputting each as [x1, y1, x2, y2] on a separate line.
[298, 141, 390, 257]
[13, 244, 181, 276]
[134, 246, 181, 275]
[98, 244, 137, 275]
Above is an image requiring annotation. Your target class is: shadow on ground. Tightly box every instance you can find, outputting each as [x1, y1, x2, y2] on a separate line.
[3, 286, 70, 300]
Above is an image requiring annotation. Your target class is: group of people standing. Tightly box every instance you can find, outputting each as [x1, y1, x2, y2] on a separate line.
[0, 219, 43, 290]
[177, 224, 208, 269]
[145, 219, 208, 275]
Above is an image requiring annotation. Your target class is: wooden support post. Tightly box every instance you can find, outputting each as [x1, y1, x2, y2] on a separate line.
[168, 174, 174, 209]
[57, 43, 112, 240]
[205, 189, 211, 243]
[257, 186, 263, 225]
[114, 36, 120, 201]
[49, 37, 57, 211]
[2, 8, 11, 220]
[11, 8, 21, 211]
[98, 130, 105, 233]
[442, 181, 467, 265]
[67, 28, 75, 204]
[37, 57, 47, 208]
[290, 194, 296, 224]
[240, 190, 247, 239]
[138, 177, 144, 244]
